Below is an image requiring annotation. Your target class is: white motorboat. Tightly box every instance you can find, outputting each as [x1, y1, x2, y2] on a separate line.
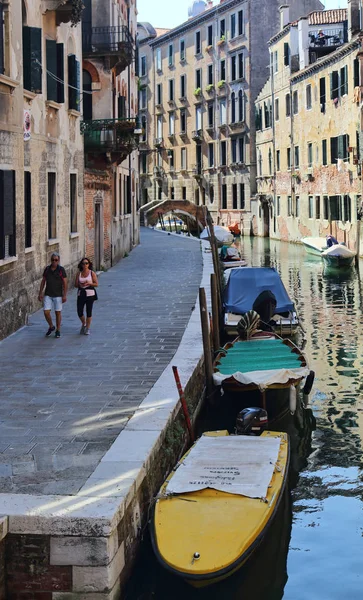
[301, 237, 327, 256]
[321, 245, 356, 268]
[200, 225, 234, 246]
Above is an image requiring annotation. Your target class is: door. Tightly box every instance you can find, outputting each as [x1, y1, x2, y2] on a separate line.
[262, 203, 270, 237]
[94, 202, 102, 270]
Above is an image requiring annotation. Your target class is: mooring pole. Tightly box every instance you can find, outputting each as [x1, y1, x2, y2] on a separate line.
[199, 287, 214, 398]
[211, 273, 220, 352]
[172, 366, 195, 443]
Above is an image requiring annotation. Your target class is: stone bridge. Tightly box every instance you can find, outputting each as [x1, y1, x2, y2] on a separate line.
[141, 200, 206, 230]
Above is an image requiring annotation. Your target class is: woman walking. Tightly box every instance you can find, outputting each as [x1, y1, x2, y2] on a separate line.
[75, 258, 98, 335]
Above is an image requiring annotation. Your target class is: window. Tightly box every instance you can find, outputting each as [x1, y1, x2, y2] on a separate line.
[221, 140, 227, 165]
[285, 93, 290, 116]
[48, 172, 57, 240]
[221, 184, 227, 209]
[207, 103, 214, 127]
[219, 98, 226, 124]
[354, 58, 360, 88]
[195, 31, 201, 55]
[207, 24, 213, 46]
[231, 92, 236, 123]
[220, 18, 225, 39]
[238, 10, 243, 36]
[23, 26, 42, 93]
[306, 84, 312, 109]
[343, 195, 351, 222]
[208, 64, 213, 85]
[157, 115, 163, 138]
[276, 149, 280, 171]
[340, 65, 348, 96]
[180, 39, 185, 62]
[231, 138, 237, 163]
[293, 90, 298, 114]
[232, 183, 238, 208]
[294, 146, 299, 168]
[181, 147, 187, 170]
[231, 52, 244, 81]
[330, 134, 349, 163]
[24, 171, 31, 248]
[316, 196, 320, 219]
[140, 87, 147, 109]
[277, 196, 280, 216]
[169, 112, 175, 135]
[168, 79, 174, 102]
[287, 147, 291, 169]
[196, 105, 202, 129]
[323, 196, 329, 219]
[308, 143, 313, 168]
[70, 173, 77, 233]
[156, 83, 162, 105]
[296, 196, 300, 218]
[264, 100, 272, 128]
[330, 70, 339, 99]
[284, 42, 290, 67]
[238, 137, 245, 163]
[182, 186, 186, 200]
[329, 196, 341, 221]
[322, 139, 327, 165]
[180, 74, 186, 98]
[169, 150, 174, 169]
[255, 105, 262, 130]
[68, 54, 80, 110]
[210, 185, 214, 204]
[158, 186, 162, 201]
[156, 47, 162, 71]
[231, 14, 236, 39]
[273, 51, 278, 73]
[141, 153, 147, 174]
[275, 98, 279, 121]
[238, 90, 244, 121]
[118, 95, 126, 118]
[168, 43, 173, 67]
[287, 195, 292, 217]
[208, 143, 214, 167]
[320, 77, 326, 112]
[140, 55, 147, 76]
[0, 170, 16, 259]
[180, 108, 186, 133]
[220, 59, 226, 81]
[170, 187, 175, 200]
[268, 148, 272, 175]
[240, 183, 245, 209]
[196, 68, 202, 89]
[308, 196, 314, 218]
[46, 40, 64, 102]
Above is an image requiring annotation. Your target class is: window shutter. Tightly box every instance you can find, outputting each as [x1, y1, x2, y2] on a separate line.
[354, 59, 360, 88]
[284, 43, 289, 66]
[46, 39, 57, 101]
[68, 55, 80, 110]
[330, 137, 338, 163]
[0, 3, 4, 75]
[56, 43, 64, 103]
[118, 95, 126, 118]
[330, 71, 339, 99]
[23, 26, 42, 93]
[0, 170, 16, 259]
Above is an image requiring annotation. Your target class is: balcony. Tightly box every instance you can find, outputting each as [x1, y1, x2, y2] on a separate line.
[41, 0, 80, 25]
[154, 137, 164, 148]
[229, 120, 246, 133]
[192, 129, 203, 142]
[81, 118, 136, 161]
[82, 26, 134, 75]
[192, 164, 202, 178]
[153, 166, 165, 180]
[309, 27, 347, 61]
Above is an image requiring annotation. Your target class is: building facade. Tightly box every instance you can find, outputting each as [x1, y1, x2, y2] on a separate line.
[81, 0, 139, 270]
[0, 0, 84, 339]
[253, 2, 363, 251]
[138, 0, 323, 234]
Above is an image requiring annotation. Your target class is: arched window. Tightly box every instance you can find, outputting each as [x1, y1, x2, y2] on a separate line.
[238, 90, 244, 122]
[83, 70, 93, 120]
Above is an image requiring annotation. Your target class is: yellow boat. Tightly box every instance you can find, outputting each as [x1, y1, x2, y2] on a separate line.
[150, 430, 290, 587]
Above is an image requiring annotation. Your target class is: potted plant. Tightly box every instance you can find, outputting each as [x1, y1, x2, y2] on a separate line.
[292, 171, 301, 183]
[194, 87, 202, 97]
[217, 35, 226, 46]
[205, 44, 213, 52]
[206, 84, 214, 93]
[70, 0, 84, 26]
[217, 80, 226, 89]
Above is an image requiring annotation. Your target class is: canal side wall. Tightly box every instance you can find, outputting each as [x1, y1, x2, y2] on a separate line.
[0, 237, 214, 599]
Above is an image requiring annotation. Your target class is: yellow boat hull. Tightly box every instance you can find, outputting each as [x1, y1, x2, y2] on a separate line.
[151, 431, 290, 587]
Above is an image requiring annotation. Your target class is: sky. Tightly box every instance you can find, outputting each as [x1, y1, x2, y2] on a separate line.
[137, 0, 348, 30]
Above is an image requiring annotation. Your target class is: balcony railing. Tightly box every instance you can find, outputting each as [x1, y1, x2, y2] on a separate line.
[82, 26, 134, 74]
[192, 129, 203, 142]
[309, 28, 346, 49]
[81, 118, 136, 158]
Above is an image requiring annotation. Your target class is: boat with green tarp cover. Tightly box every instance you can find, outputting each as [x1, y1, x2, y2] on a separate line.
[213, 333, 312, 418]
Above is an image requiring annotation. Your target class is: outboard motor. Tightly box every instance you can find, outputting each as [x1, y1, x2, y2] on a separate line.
[252, 290, 277, 329]
[236, 407, 268, 436]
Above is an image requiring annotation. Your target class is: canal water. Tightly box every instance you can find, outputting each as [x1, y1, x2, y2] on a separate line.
[125, 237, 363, 600]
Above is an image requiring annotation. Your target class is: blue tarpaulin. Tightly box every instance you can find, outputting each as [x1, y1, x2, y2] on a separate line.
[223, 267, 294, 314]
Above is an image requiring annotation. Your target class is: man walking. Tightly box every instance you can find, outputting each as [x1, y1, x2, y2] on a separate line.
[38, 252, 68, 338]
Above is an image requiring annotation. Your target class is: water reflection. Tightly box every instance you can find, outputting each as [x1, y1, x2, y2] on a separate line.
[126, 237, 363, 599]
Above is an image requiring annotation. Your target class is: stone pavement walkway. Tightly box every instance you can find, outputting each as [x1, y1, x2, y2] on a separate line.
[0, 229, 202, 496]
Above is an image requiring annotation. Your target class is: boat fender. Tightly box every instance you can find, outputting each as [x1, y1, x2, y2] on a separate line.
[303, 370, 315, 396]
[289, 386, 297, 415]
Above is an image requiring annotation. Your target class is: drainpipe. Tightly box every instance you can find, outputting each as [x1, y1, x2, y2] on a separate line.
[127, 3, 133, 247]
[271, 50, 276, 237]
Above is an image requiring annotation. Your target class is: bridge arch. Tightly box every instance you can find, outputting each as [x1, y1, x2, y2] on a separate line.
[142, 200, 206, 230]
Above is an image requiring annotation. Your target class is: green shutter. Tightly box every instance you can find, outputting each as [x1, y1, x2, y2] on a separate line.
[23, 26, 42, 93]
[337, 135, 344, 159]
[330, 71, 339, 99]
[0, 170, 16, 259]
[68, 55, 80, 110]
[46, 39, 57, 101]
[284, 43, 289, 66]
[330, 137, 338, 164]
[56, 43, 64, 103]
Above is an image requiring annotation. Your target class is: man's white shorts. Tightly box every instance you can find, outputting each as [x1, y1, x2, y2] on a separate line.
[43, 296, 62, 311]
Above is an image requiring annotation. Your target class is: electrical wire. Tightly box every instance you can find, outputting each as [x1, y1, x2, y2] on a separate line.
[35, 59, 94, 95]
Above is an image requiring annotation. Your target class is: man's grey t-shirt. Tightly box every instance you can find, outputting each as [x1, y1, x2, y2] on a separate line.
[43, 266, 67, 298]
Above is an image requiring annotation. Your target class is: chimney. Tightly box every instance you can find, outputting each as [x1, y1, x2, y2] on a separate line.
[298, 17, 309, 71]
[207, 0, 213, 7]
[280, 5, 290, 31]
[348, 0, 360, 40]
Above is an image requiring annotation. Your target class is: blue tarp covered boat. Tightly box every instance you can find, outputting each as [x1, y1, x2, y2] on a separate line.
[224, 267, 299, 337]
